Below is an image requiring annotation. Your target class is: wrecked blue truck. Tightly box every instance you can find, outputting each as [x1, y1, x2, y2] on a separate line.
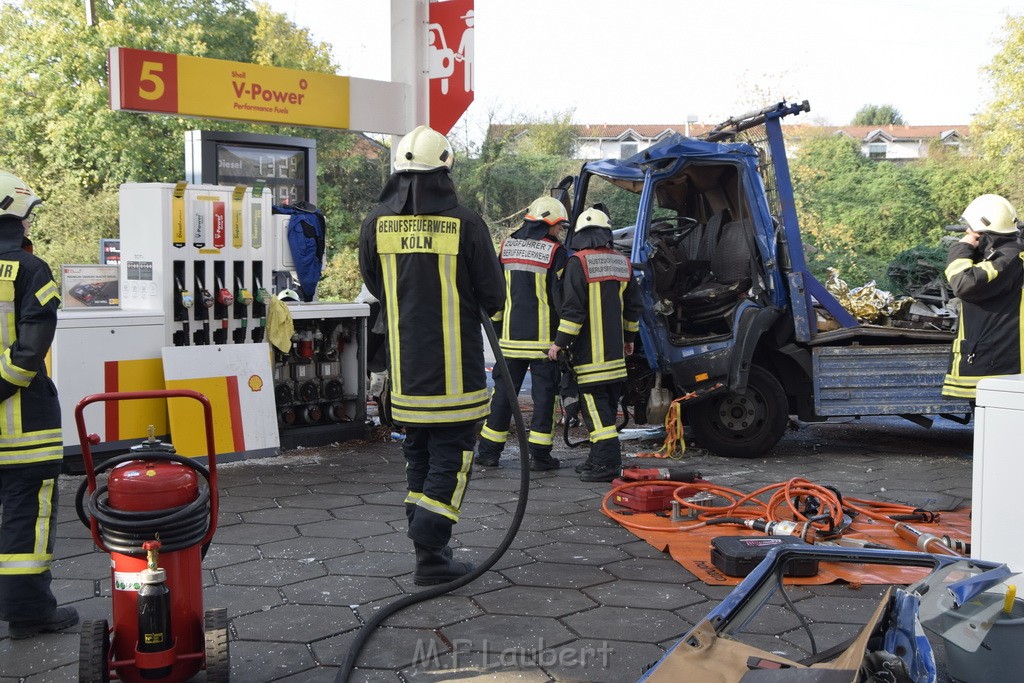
[566, 100, 969, 458]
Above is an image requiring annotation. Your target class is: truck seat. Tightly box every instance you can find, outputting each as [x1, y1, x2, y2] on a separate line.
[677, 219, 753, 324]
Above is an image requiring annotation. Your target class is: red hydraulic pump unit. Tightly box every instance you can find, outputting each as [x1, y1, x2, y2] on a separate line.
[74, 390, 228, 683]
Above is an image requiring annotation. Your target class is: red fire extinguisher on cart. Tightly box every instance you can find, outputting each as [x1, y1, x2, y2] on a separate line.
[75, 390, 228, 683]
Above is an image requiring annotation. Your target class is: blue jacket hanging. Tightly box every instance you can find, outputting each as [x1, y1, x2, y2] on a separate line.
[274, 202, 326, 302]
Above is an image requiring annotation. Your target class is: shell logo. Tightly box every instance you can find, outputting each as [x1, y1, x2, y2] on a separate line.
[248, 375, 264, 392]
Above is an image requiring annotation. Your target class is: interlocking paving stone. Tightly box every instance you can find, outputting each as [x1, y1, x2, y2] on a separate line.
[308, 481, 392, 496]
[216, 522, 300, 545]
[48, 548, 111, 580]
[499, 562, 614, 589]
[222, 483, 311, 498]
[229, 639, 317, 681]
[541, 638, 666, 683]
[259, 535, 362, 560]
[11, 416, 978, 681]
[202, 542, 261, 568]
[279, 492, 363, 509]
[233, 603, 359, 641]
[402, 652, 553, 681]
[562, 605, 691, 643]
[217, 494, 281, 513]
[283, 574, 402, 606]
[313, 627, 447, 669]
[330, 503, 407, 522]
[525, 541, 629, 565]
[475, 585, 596, 618]
[324, 551, 413, 578]
[356, 595, 483, 627]
[202, 584, 284, 616]
[0, 631, 78, 675]
[299, 518, 394, 539]
[441, 614, 575, 652]
[583, 580, 706, 610]
[216, 557, 326, 586]
[240, 506, 334, 525]
[454, 528, 552, 549]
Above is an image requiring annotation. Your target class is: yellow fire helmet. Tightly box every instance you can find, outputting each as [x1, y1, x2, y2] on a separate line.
[961, 194, 1018, 234]
[394, 125, 455, 173]
[526, 196, 569, 225]
[0, 171, 42, 220]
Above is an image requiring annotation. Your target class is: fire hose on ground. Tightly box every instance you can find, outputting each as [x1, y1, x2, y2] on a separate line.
[335, 306, 533, 682]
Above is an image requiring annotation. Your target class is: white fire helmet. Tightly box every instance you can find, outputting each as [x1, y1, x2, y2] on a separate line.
[961, 194, 1018, 234]
[526, 196, 569, 226]
[394, 125, 455, 173]
[0, 171, 42, 220]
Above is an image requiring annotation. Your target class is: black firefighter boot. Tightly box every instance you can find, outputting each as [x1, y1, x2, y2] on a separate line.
[413, 542, 474, 586]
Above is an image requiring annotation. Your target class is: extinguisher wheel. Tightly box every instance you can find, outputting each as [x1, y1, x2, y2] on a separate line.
[204, 608, 230, 683]
[78, 619, 110, 683]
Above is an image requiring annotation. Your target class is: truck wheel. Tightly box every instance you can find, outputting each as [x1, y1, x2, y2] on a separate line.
[688, 364, 788, 458]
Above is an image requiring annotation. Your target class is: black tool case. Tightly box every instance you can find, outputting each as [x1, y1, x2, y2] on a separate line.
[710, 536, 820, 577]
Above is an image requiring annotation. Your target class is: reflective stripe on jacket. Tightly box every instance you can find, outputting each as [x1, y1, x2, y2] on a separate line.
[942, 236, 1024, 399]
[0, 234, 63, 467]
[359, 205, 504, 425]
[554, 248, 642, 388]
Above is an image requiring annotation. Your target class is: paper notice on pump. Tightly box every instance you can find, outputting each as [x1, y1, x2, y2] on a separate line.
[192, 196, 226, 251]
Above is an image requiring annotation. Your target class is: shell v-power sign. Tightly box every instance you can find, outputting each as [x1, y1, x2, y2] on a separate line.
[109, 47, 351, 129]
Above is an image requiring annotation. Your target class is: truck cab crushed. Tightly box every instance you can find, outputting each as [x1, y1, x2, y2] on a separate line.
[568, 101, 971, 458]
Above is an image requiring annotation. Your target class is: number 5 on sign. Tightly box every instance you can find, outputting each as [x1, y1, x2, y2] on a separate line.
[110, 48, 179, 114]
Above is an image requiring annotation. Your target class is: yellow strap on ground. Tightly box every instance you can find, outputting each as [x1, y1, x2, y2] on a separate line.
[636, 393, 693, 459]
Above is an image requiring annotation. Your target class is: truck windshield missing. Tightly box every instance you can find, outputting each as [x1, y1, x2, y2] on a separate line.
[566, 101, 970, 458]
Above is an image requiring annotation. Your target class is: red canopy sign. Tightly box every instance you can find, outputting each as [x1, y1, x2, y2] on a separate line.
[428, 0, 474, 135]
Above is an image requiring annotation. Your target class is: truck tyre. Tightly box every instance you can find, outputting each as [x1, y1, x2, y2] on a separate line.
[688, 364, 788, 458]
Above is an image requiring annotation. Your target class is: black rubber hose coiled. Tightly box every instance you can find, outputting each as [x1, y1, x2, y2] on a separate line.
[76, 452, 212, 555]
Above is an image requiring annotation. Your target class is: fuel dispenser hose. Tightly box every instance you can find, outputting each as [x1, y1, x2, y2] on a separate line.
[335, 306, 532, 682]
[74, 452, 212, 555]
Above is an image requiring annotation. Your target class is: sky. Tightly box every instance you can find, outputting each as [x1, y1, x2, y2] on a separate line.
[264, 0, 1019, 138]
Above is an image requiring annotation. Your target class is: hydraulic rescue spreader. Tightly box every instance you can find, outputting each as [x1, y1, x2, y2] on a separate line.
[74, 390, 228, 683]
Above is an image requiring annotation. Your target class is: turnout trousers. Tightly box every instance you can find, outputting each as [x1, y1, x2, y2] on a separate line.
[402, 424, 475, 548]
[0, 461, 60, 622]
[478, 358, 561, 458]
[579, 382, 623, 469]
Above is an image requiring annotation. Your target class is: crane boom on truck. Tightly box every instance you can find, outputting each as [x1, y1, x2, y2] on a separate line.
[565, 100, 970, 458]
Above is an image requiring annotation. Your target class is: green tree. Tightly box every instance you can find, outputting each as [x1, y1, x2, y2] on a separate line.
[0, 0, 387, 298]
[972, 12, 1024, 206]
[459, 111, 579, 235]
[791, 135, 944, 286]
[852, 104, 905, 126]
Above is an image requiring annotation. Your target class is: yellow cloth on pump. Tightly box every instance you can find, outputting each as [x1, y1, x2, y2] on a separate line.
[266, 296, 294, 353]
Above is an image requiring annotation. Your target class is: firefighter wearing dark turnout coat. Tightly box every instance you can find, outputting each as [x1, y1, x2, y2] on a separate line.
[359, 126, 504, 585]
[476, 196, 569, 471]
[0, 172, 78, 638]
[943, 193, 1024, 401]
[549, 207, 642, 482]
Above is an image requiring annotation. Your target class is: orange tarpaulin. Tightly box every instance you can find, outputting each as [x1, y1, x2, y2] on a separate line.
[607, 505, 972, 586]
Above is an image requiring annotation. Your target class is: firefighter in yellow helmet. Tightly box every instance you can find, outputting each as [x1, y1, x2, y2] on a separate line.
[358, 126, 504, 584]
[942, 193, 1024, 401]
[548, 207, 642, 482]
[476, 196, 569, 471]
[0, 171, 78, 637]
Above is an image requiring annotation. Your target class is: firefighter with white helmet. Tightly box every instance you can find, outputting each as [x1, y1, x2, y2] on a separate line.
[943, 193, 1024, 400]
[475, 196, 569, 471]
[548, 206, 642, 482]
[359, 126, 504, 585]
[0, 171, 78, 637]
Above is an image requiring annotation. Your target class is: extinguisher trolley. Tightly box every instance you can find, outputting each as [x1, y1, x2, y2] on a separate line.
[74, 390, 227, 683]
